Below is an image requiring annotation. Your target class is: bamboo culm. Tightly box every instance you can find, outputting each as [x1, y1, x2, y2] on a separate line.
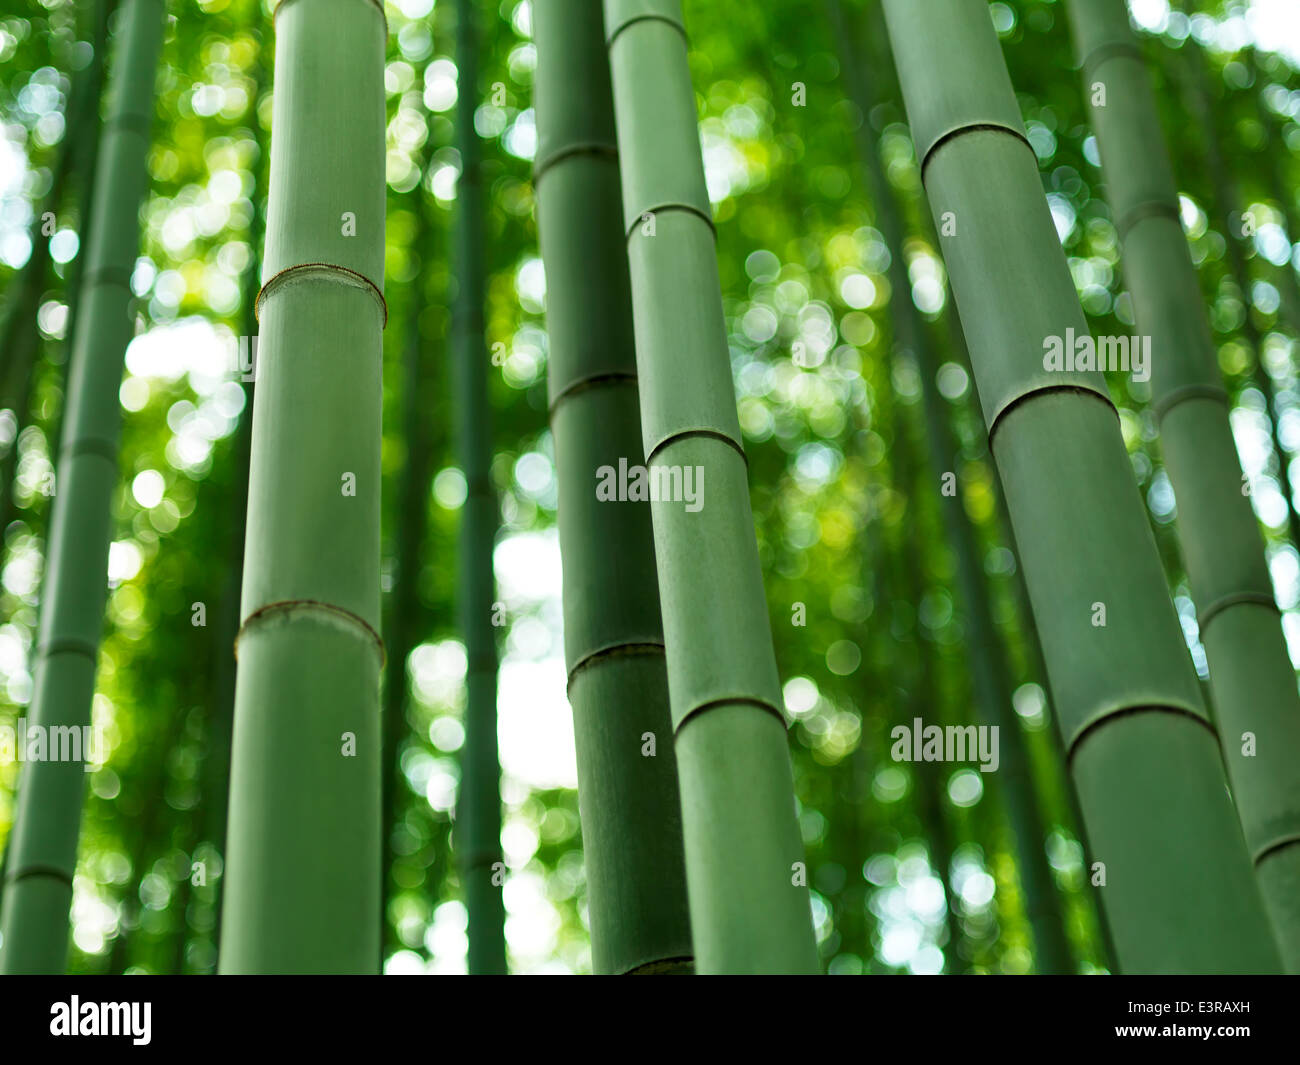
[452, 0, 508, 976]
[881, 0, 1282, 973]
[1068, 0, 1300, 971]
[1171, 18, 1300, 551]
[380, 196, 434, 962]
[218, 0, 387, 974]
[0, 0, 165, 975]
[603, 0, 819, 973]
[533, 0, 693, 974]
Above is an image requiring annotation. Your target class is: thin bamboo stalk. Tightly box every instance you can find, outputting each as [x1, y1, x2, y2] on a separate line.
[0, 0, 164, 975]
[1245, 48, 1300, 346]
[218, 0, 387, 974]
[533, 0, 693, 976]
[1068, 0, 1300, 972]
[380, 202, 433, 963]
[881, 0, 1281, 973]
[452, 0, 507, 976]
[602, 0, 819, 973]
[888, 396, 968, 973]
[1174, 23, 1300, 549]
[0, 0, 110, 536]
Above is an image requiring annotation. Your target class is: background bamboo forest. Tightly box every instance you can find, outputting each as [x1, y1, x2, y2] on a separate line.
[1, 0, 1299, 975]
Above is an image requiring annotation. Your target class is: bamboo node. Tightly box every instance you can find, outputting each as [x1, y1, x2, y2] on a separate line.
[986, 383, 1117, 454]
[1196, 591, 1279, 634]
[235, 598, 386, 666]
[646, 427, 748, 468]
[532, 141, 619, 184]
[80, 265, 134, 291]
[35, 636, 100, 662]
[674, 696, 788, 735]
[920, 121, 1033, 186]
[1065, 702, 1215, 763]
[1254, 833, 1300, 867]
[547, 370, 639, 416]
[1114, 199, 1181, 242]
[3, 863, 73, 888]
[624, 202, 715, 241]
[605, 12, 688, 49]
[1078, 40, 1145, 81]
[103, 112, 155, 138]
[566, 641, 666, 693]
[459, 848, 505, 873]
[255, 261, 388, 328]
[59, 436, 120, 465]
[1151, 382, 1229, 421]
[623, 955, 694, 975]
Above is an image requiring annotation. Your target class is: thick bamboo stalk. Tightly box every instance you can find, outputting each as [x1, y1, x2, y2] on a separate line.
[830, 0, 1075, 975]
[533, 0, 693, 976]
[0, 0, 164, 975]
[1068, 0, 1300, 972]
[602, 0, 819, 973]
[452, 0, 507, 976]
[218, 0, 387, 974]
[881, 0, 1281, 973]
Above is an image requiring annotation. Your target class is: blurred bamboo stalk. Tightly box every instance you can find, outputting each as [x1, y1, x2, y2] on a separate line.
[0, 0, 164, 976]
[533, 0, 693, 974]
[881, 0, 1280, 973]
[451, 0, 508, 976]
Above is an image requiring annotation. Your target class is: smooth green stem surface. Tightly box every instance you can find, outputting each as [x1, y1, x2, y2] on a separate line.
[883, 0, 1281, 974]
[533, 0, 693, 975]
[1069, 0, 1300, 971]
[219, 0, 386, 974]
[453, 0, 507, 976]
[603, 0, 819, 974]
[0, 0, 164, 976]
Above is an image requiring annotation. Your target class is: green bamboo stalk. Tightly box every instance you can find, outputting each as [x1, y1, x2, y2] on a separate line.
[0, 0, 109, 536]
[888, 401, 967, 973]
[0, 0, 164, 976]
[1245, 48, 1300, 345]
[602, 0, 818, 974]
[532, 0, 693, 976]
[218, 0, 387, 974]
[203, 49, 266, 969]
[380, 191, 434, 962]
[1172, 22, 1300, 549]
[1068, 0, 1300, 972]
[880, 0, 1281, 973]
[830, 0, 1075, 974]
[965, 314, 1122, 974]
[452, 0, 507, 976]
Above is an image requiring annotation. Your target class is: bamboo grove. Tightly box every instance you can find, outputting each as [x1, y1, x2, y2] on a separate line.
[0, 0, 1298, 975]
